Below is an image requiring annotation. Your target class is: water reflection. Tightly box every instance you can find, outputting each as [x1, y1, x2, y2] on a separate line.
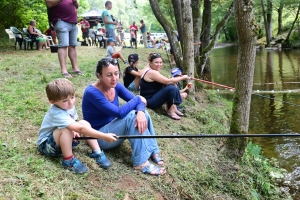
[210, 46, 300, 199]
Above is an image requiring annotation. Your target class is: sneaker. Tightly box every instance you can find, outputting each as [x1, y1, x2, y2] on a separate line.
[62, 157, 88, 174]
[89, 150, 111, 169]
[124, 61, 129, 65]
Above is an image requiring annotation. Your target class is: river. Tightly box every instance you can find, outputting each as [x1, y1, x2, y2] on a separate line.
[210, 45, 300, 199]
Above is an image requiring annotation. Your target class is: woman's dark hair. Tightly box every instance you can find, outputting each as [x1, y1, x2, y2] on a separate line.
[148, 52, 161, 62]
[95, 57, 118, 77]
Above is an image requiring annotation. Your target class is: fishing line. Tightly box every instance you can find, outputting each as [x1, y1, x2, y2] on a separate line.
[74, 133, 300, 140]
[192, 78, 300, 107]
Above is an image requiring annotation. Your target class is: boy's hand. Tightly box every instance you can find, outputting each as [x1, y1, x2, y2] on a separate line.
[73, 131, 80, 142]
[73, 131, 80, 138]
[104, 133, 118, 142]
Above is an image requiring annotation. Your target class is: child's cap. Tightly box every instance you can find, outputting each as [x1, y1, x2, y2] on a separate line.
[171, 67, 182, 77]
[128, 53, 139, 63]
[107, 38, 116, 43]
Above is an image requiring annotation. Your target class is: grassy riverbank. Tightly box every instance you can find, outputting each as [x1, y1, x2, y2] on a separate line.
[0, 40, 291, 199]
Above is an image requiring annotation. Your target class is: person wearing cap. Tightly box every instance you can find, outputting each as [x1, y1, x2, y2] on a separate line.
[106, 38, 127, 64]
[171, 67, 192, 103]
[95, 27, 106, 48]
[140, 53, 191, 120]
[123, 54, 141, 91]
[130, 21, 138, 49]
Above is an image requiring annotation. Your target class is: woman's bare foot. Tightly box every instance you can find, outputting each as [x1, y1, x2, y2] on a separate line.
[134, 161, 166, 175]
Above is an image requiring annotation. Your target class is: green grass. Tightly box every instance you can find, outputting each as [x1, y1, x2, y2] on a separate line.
[0, 32, 291, 199]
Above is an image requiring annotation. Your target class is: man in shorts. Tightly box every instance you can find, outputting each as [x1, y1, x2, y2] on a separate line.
[102, 1, 118, 40]
[45, 0, 83, 78]
[79, 17, 90, 45]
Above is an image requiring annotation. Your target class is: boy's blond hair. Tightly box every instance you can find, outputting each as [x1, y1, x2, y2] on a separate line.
[46, 78, 75, 101]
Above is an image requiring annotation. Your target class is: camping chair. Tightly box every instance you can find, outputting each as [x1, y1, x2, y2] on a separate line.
[10, 26, 28, 50]
[5, 29, 16, 47]
[23, 28, 38, 50]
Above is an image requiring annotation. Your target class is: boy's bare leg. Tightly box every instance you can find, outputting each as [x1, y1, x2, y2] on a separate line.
[53, 128, 73, 158]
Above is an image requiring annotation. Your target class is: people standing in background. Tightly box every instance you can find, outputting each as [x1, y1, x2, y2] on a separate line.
[79, 17, 90, 45]
[130, 27, 137, 49]
[45, 0, 83, 78]
[139, 19, 147, 48]
[102, 1, 117, 40]
[130, 21, 138, 49]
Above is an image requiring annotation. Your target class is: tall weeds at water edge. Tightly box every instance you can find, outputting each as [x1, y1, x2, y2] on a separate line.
[241, 142, 289, 199]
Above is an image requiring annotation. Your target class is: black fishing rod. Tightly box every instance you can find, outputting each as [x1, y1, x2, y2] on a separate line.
[74, 133, 300, 140]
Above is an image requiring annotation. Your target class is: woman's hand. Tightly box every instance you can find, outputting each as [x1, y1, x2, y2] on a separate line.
[135, 111, 147, 133]
[103, 133, 118, 142]
[139, 96, 147, 106]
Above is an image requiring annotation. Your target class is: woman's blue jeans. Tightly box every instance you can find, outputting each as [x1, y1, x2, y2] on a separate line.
[98, 110, 160, 167]
[146, 84, 182, 109]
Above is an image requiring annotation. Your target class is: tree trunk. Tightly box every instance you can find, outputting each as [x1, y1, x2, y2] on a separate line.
[260, 0, 271, 46]
[192, 0, 202, 79]
[266, 0, 273, 39]
[149, 0, 183, 68]
[200, 0, 212, 50]
[284, 3, 300, 46]
[199, 2, 234, 76]
[277, 1, 283, 35]
[227, 0, 258, 156]
[172, 0, 184, 50]
[181, 0, 195, 98]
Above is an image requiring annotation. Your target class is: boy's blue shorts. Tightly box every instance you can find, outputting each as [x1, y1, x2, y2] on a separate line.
[38, 133, 79, 157]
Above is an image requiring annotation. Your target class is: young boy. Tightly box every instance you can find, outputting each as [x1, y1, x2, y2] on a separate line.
[106, 38, 128, 64]
[37, 78, 117, 174]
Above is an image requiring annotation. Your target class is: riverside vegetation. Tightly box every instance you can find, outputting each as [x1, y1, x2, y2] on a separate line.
[0, 40, 292, 199]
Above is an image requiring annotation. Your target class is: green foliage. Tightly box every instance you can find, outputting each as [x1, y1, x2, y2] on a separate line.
[241, 142, 287, 199]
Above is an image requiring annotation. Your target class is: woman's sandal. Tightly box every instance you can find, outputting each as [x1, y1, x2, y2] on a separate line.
[168, 114, 180, 120]
[151, 154, 164, 166]
[71, 71, 85, 76]
[62, 73, 73, 78]
[141, 163, 166, 176]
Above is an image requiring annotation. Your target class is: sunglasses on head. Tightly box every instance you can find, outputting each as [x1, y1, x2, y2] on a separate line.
[150, 53, 161, 59]
[99, 58, 118, 67]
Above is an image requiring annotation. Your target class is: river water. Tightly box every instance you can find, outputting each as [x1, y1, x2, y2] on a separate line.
[210, 45, 300, 199]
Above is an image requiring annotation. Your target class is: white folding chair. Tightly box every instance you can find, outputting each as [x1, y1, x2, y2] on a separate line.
[5, 29, 16, 47]
[46, 36, 54, 46]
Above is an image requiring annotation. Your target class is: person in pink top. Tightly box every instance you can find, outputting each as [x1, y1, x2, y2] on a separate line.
[129, 21, 138, 49]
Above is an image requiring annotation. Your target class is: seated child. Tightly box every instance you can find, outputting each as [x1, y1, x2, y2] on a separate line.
[171, 67, 192, 101]
[106, 38, 128, 64]
[37, 78, 117, 174]
[123, 53, 141, 91]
